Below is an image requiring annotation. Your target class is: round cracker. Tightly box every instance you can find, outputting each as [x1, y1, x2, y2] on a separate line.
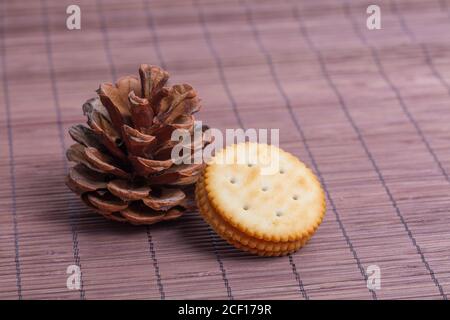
[196, 176, 307, 253]
[204, 143, 326, 242]
[196, 180, 304, 256]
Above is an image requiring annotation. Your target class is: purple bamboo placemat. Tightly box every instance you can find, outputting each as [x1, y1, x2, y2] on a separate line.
[1, 0, 450, 299]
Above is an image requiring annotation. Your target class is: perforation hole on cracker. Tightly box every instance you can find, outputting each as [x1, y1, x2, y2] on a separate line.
[276, 211, 283, 217]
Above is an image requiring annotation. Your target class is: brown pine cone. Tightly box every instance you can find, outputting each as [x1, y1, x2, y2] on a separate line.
[65, 64, 210, 225]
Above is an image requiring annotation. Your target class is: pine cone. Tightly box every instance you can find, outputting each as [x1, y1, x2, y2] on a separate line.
[65, 64, 210, 225]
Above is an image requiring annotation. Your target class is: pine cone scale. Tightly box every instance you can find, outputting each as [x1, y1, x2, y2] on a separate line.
[106, 179, 152, 201]
[87, 192, 128, 212]
[66, 164, 108, 194]
[128, 91, 153, 130]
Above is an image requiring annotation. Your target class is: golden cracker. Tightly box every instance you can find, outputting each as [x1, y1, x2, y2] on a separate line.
[196, 182, 301, 256]
[197, 175, 305, 250]
[196, 177, 306, 253]
[204, 143, 326, 243]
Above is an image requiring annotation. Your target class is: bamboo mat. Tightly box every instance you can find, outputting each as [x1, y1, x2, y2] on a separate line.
[1, 0, 450, 300]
